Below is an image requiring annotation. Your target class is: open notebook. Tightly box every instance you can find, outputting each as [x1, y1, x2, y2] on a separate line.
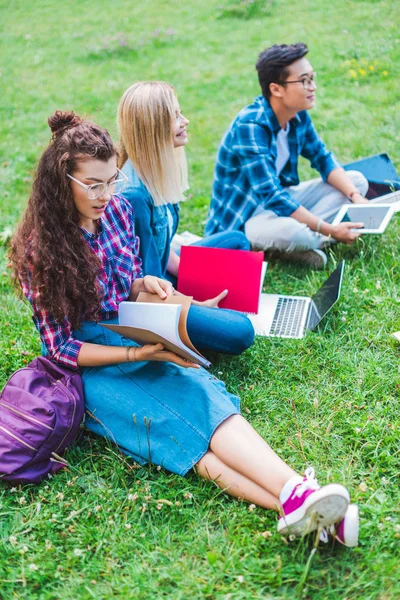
[178, 246, 267, 314]
[101, 293, 210, 367]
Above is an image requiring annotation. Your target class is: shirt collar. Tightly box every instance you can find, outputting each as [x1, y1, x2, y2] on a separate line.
[80, 219, 104, 240]
[259, 96, 302, 132]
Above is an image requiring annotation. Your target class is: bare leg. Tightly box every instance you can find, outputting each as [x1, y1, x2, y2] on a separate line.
[196, 451, 279, 509]
[210, 414, 298, 498]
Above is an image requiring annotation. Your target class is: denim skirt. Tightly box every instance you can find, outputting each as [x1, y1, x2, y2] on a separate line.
[73, 321, 241, 476]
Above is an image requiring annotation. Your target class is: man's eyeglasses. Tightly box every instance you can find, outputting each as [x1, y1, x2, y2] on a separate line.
[67, 168, 128, 200]
[281, 72, 317, 90]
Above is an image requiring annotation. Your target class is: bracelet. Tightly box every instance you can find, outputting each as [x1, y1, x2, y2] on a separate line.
[316, 219, 323, 234]
[348, 190, 360, 201]
[126, 346, 137, 362]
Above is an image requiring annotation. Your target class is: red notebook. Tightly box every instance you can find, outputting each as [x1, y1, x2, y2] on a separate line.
[177, 246, 265, 314]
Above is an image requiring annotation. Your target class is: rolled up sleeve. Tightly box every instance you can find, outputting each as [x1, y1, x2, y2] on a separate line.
[32, 304, 83, 370]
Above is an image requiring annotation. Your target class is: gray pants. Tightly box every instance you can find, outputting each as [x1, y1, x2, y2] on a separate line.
[244, 170, 369, 251]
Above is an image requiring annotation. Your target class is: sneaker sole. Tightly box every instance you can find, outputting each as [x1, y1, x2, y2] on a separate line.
[277, 484, 350, 537]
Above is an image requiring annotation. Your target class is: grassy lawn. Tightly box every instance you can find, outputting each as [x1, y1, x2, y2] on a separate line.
[1, 0, 399, 598]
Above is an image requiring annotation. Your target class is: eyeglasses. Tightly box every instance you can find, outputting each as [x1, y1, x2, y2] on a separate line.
[67, 168, 128, 200]
[281, 72, 317, 90]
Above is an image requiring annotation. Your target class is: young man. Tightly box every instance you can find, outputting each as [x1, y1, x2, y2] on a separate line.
[205, 43, 369, 268]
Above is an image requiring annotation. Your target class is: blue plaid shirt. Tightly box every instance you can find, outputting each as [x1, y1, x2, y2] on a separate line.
[205, 95, 341, 235]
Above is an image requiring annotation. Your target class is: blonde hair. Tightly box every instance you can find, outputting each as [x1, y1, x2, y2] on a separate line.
[117, 81, 189, 206]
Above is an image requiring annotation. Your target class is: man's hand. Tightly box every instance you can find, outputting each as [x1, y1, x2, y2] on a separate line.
[135, 343, 200, 368]
[330, 222, 364, 244]
[350, 191, 369, 205]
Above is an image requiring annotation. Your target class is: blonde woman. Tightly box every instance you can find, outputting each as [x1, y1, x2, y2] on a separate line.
[117, 81, 254, 355]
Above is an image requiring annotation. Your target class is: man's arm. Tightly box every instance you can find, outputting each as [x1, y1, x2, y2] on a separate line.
[327, 167, 368, 204]
[290, 205, 364, 244]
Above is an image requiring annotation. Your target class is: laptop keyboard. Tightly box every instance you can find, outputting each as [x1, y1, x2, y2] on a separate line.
[270, 297, 307, 337]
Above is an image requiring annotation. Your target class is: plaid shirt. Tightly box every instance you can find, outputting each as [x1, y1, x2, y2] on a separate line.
[22, 195, 143, 369]
[205, 95, 341, 235]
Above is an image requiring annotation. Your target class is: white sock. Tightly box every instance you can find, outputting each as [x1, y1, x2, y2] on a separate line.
[279, 475, 304, 504]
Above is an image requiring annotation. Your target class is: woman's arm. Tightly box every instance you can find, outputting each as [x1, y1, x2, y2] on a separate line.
[76, 341, 199, 369]
[167, 249, 180, 278]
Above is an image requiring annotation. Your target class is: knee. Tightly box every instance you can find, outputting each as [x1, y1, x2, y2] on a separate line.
[229, 317, 255, 355]
[347, 170, 369, 196]
[234, 231, 251, 251]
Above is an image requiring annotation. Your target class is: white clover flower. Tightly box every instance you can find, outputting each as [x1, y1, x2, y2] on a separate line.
[73, 548, 85, 557]
[28, 563, 39, 571]
[56, 492, 64, 501]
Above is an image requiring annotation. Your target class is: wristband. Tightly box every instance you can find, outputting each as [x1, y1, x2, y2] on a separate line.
[348, 190, 361, 201]
[126, 346, 137, 362]
[316, 219, 323, 234]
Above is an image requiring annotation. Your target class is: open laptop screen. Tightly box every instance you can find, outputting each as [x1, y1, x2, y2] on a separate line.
[307, 261, 345, 330]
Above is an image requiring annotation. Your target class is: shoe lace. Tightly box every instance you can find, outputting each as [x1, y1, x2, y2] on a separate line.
[319, 526, 333, 544]
[294, 467, 320, 498]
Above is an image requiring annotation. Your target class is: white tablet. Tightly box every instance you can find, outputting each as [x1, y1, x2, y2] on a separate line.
[332, 204, 395, 234]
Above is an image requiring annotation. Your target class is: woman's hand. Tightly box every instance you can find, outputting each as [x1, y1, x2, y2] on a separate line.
[135, 343, 200, 369]
[130, 276, 174, 300]
[193, 289, 228, 308]
[142, 275, 174, 299]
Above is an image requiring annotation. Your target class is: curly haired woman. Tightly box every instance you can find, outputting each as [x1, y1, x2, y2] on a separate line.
[9, 111, 358, 546]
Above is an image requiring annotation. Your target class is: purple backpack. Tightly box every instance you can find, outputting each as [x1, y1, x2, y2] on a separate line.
[0, 356, 84, 484]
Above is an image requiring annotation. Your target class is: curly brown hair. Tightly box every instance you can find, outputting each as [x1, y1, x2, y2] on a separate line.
[9, 110, 117, 329]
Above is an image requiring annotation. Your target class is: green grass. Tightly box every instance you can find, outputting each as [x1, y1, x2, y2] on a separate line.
[0, 0, 399, 598]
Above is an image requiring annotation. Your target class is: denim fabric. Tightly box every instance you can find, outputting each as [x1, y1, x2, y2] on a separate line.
[121, 160, 180, 278]
[186, 305, 255, 355]
[193, 230, 250, 251]
[73, 320, 240, 475]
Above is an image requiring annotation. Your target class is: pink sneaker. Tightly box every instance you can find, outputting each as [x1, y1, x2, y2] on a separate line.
[277, 468, 350, 537]
[335, 504, 359, 547]
[319, 504, 359, 547]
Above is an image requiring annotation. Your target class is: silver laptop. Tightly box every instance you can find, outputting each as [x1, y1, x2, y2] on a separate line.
[249, 261, 345, 339]
[370, 189, 400, 212]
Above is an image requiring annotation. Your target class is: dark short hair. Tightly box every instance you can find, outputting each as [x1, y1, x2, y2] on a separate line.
[256, 43, 309, 99]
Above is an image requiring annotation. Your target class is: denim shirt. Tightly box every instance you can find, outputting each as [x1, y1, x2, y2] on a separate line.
[121, 160, 180, 277]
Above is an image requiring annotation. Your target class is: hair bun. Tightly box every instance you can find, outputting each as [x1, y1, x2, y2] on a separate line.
[48, 110, 83, 136]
